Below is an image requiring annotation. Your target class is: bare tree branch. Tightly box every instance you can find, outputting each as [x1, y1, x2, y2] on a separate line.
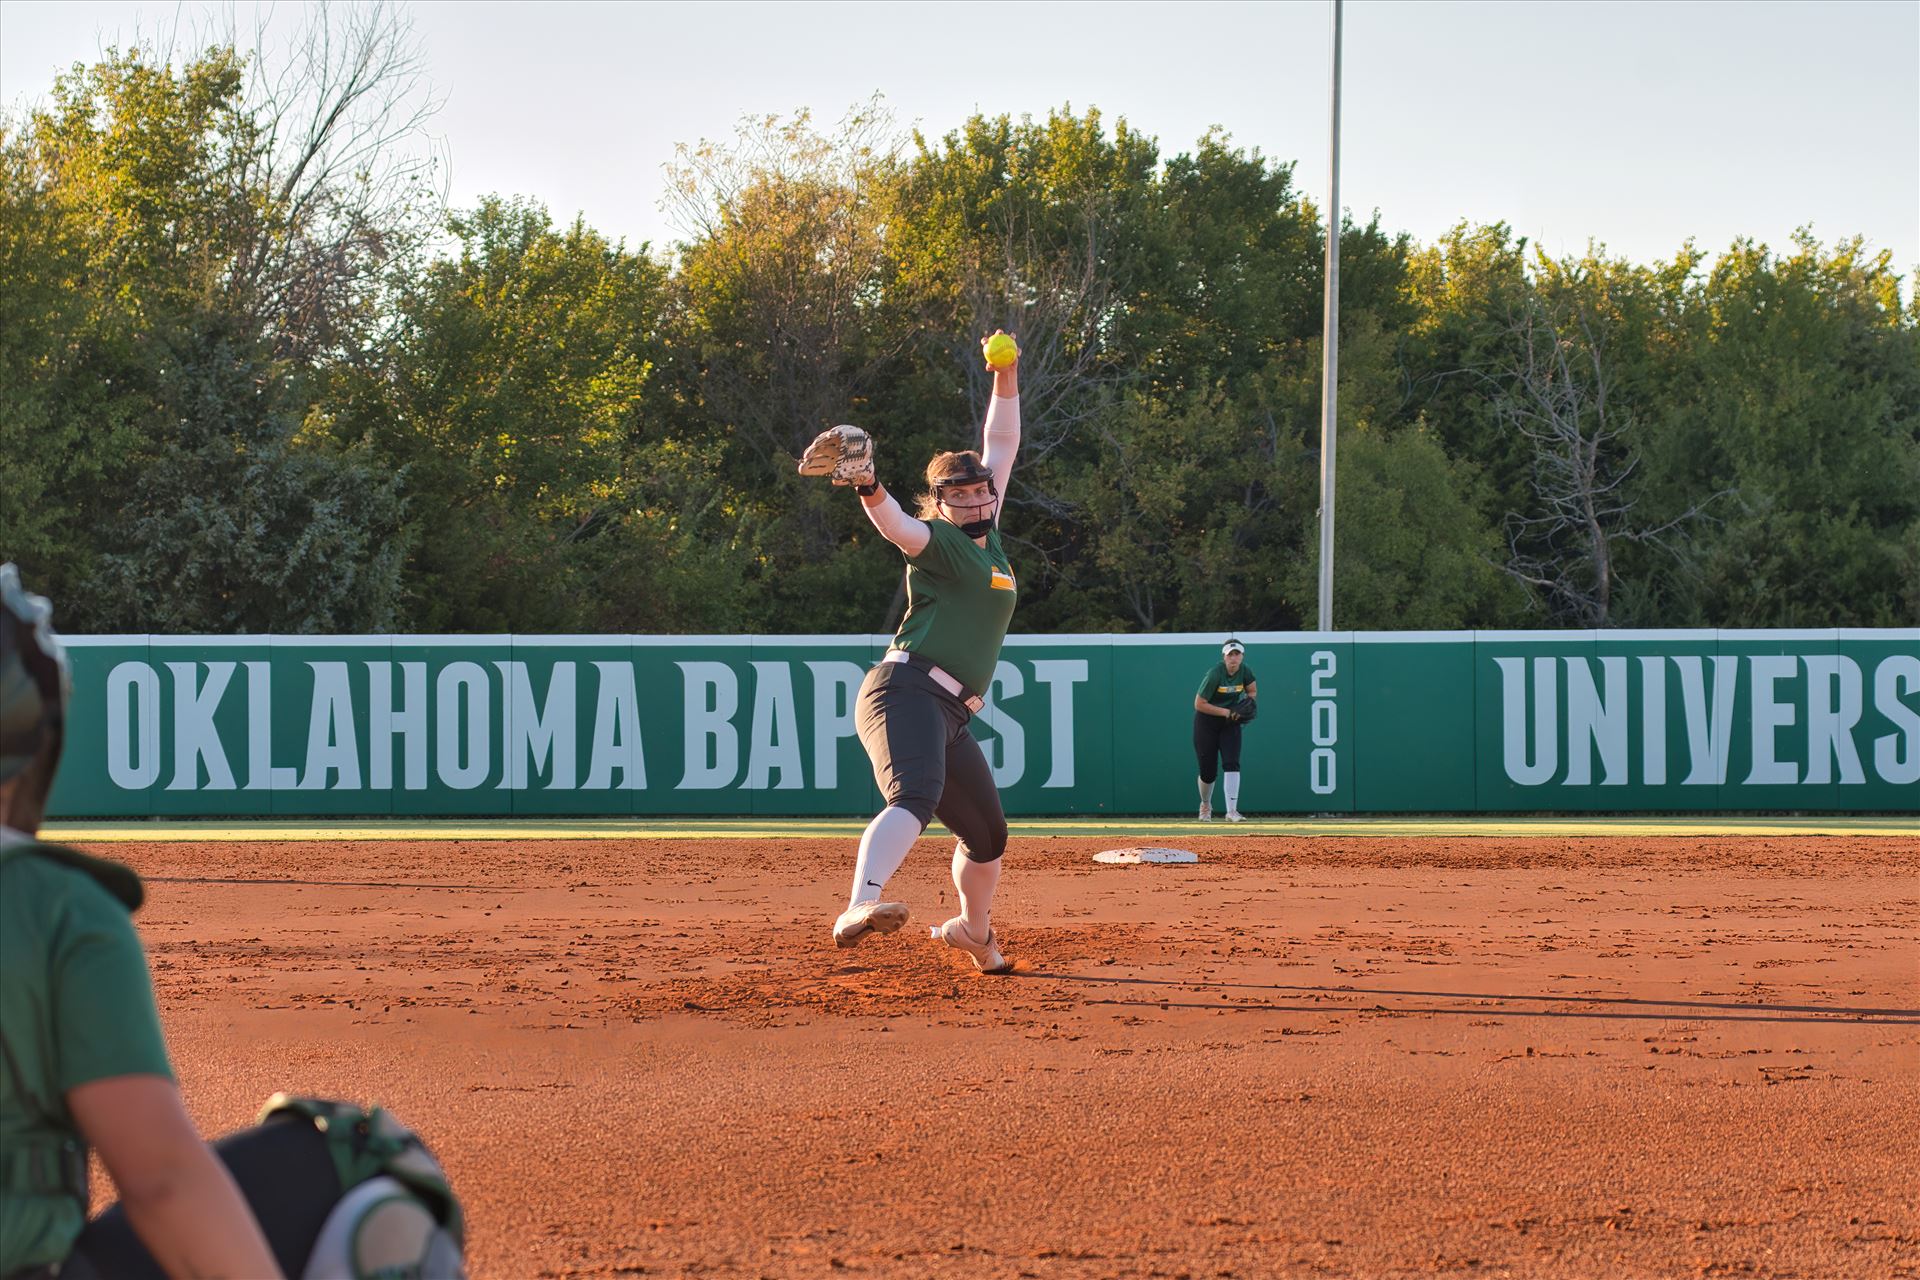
[223, 1, 447, 363]
[1489, 276, 1722, 626]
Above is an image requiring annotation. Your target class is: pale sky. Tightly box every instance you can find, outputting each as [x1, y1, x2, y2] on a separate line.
[3, 0, 1916, 283]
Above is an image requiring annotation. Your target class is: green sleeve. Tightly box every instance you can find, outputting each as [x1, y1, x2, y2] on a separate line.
[1196, 663, 1222, 700]
[51, 882, 173, 1091]
[1242, 664, 1258, 689]
[907, 520, 964, 578]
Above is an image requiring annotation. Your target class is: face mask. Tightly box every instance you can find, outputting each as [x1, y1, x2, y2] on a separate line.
[940, 486, 998, 538]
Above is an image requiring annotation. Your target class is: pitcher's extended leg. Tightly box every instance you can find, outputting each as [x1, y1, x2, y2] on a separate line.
[930, 731, 1012, 972]
[849, 805, 924, 908]
[840, 666, 950, 947]
[952, 842, 1001, 941]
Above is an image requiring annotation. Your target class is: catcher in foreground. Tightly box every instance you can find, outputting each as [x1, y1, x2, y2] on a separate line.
[0, 564, 465, 1280]
[796, 332, 1022, 973]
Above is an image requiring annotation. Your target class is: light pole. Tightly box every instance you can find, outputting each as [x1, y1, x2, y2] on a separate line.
[1317, 0, 1343, 632]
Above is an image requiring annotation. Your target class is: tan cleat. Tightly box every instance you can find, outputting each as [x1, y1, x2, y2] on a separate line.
[1197, 803, 1213, 822]
[833, 901, 909, 948]
[1225, 809, 1246, 822]
[931, 917, 1013, 974]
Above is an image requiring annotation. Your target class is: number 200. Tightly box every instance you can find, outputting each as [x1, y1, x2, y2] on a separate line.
[1309, 651, 1336, 795]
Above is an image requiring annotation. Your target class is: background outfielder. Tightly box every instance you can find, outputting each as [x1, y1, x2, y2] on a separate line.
[797, 332, 1022, 973]
[1192, 638, 1257, 822]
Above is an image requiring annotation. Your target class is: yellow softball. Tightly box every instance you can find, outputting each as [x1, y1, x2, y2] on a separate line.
[984, 333, 1019, 369]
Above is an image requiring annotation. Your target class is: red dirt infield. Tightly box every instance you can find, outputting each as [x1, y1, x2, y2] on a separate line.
[88, 834, 1917, 1278]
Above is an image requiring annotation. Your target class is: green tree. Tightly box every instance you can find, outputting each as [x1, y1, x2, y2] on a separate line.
[1286, 424, 1519, 629]
[876, 107, 1166, 628]
[0, 121, 148, 595]
[91, 318, 409, 632]
[11, 53, 1915, 638]
[0, 48, 253, 603]
[2, 43, 417, 630]
[879, 109, 1413, 631]
[356, 197, 749, 632]
[1678, 235, 1920, 625]
[1060, 388, 1314, 631]
[655, 105, 911, 633]
[1396, 222, 1538, 515]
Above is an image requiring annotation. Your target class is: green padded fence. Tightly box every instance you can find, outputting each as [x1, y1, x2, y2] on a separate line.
[45, 630, 1919, 818]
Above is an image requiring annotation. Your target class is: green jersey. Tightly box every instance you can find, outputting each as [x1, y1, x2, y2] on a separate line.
[0, 839, 173, 1274]
[891, 519, 1018, 696]
[1197, 661, 1258, 707]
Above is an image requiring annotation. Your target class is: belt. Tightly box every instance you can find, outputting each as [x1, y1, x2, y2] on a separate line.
[882, 650, 985, 713]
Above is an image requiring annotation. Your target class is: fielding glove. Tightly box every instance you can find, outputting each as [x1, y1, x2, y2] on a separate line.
[797, 424, 875, 487]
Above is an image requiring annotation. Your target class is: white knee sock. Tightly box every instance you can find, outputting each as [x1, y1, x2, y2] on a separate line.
[1196, 777, 1213, 806]
[952, 843, 1001, 939]
[1223, 771, 1241, 812]
[849, 806, 924, 907]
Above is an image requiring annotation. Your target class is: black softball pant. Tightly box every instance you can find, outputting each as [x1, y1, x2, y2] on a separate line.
[1193, 711, 1242, 785]
[855, 660, 1008, 863]
[59, 1117, 342, 1279]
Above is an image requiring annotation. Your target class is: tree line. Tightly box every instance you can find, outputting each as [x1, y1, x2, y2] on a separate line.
[5, 25, 1916, 637]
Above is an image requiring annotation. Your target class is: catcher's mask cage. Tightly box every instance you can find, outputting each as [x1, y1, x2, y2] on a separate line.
[1, 563, 71, 808]
[933, 458, 999, 538]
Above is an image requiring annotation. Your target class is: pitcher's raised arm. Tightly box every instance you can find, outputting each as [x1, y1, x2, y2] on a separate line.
[978, 331, 1020, 520]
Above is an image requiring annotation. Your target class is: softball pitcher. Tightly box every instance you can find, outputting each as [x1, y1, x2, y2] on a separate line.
[1193, 638, 1257, 821]
[796, 332, 1022, 974]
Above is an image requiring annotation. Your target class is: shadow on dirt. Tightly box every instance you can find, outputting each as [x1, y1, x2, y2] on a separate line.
[1018, 973, 1919, 1023]
[146, 876, 516, 891]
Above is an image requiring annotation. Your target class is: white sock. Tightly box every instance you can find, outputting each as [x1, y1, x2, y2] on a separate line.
[849, 806, 924, 907]
[1223, 771, 1241, 812]
[1196, 777, 1213, 807]
[952, 843, 1001, 940]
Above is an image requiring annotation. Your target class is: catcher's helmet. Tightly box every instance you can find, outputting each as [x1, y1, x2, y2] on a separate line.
[1, 563, 70, 789]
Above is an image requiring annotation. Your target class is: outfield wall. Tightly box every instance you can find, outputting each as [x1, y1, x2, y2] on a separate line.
[44, 631, 1920, 818]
